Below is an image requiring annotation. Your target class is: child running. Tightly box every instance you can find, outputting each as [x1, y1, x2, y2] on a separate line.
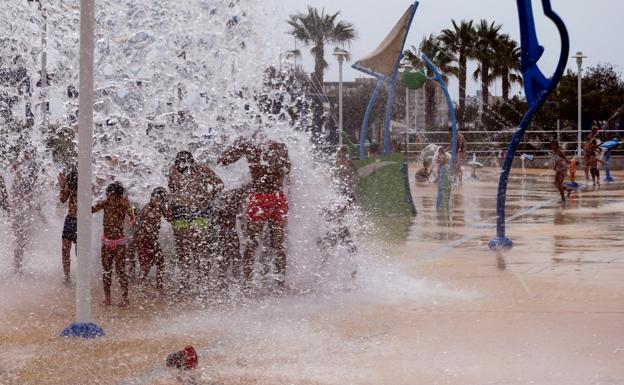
[92, 182, 135, 307]
[135, 187, 168, 291]
[550, 140, 574, 202]
[58, 169, 78, 285]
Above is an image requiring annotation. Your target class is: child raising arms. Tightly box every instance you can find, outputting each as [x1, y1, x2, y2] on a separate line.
[93, 182, 135, 307]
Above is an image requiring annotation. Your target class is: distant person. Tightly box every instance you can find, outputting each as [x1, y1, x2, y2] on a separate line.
[0, 175, 9, 213]
[587, 140, 604, 188]
[218, 133, 291, 292]
[415, 160, 431, 183]
[92, 182, 135, 307]
[550, 141, 574, 202]
[583, 126, 600, 181]
[58, 169, 78, 285]
[10, 150, 39, 275]
[135, 187, 168, 291]
[434, 149, 448, 183]
[213, 184, 251, 289]
[569, 157, 578, 184]
[334, 147, 359, 202]
[168, 151, 224, 292]
[316, 202, 357, 281]
[445, 127, 467, 184]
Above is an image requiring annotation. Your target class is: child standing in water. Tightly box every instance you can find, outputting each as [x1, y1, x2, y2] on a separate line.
[550, 141, 574, 202]
[92, 182, 135, 307]
[587, 140, 604, 188]
[135, 187, 168, 291]
[58, 169, 78, 285]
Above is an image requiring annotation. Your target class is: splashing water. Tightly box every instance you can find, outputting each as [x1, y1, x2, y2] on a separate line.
[0, 0, 385, 295]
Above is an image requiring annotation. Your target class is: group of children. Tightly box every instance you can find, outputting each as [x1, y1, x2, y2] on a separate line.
[415, 128, 467, 184]
[59, 171, 169, 307]
[411, 126, 607, 204]
[550, 127, 605, 203]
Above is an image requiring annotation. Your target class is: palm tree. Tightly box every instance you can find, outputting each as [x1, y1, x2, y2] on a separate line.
[438, 20, 476, 129]
[491, 34, 522, 101]
[287, 6, 357, 87]
[472, 20, 503, 110]
[404, 36, 454, 130]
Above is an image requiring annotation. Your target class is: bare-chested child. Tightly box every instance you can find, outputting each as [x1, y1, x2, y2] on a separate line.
[136, 187, 168, 291]
[444, 127, 467, 184]
[415, 160, 431, 183]
[218, 134, 291, 292]
[583, 126, 600, 181]
[92, 182, 135, 307]
[587, 140, 604, 188]
[550, 141, 574, 202]
[58, 169, 78, 285]
[213, 184, 252, 289]
[0, 176, 9, 213]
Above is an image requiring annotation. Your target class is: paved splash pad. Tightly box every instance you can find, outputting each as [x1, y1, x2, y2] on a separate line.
[1, 166, 623, 384]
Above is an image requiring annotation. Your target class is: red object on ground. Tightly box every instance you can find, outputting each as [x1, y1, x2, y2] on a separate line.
[166, 345, 198, 370]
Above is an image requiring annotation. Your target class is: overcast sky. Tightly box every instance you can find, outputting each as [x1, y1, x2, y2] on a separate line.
[270, 0, 622, 100]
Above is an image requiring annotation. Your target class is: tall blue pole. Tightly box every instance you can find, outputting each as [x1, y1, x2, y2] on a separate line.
[489, 0, 569, 250]
[421, 54, 458, 211]
[604, 150, 614, 182]
[359, 79, 384, 160]
[382, 69, 400, 155]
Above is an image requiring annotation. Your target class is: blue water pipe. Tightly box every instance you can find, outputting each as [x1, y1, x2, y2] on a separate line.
[600, 139, 621, 182]
[382, 69, 400, 155]
[358, 79, 384, 160]
[421, 54, 458, 211]
[489, 0, 570, 250]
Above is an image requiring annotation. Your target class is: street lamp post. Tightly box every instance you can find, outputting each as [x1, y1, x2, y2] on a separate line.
[28, 0, 48, 128]
[333, 48, 350, 148]
[572, 51, 587, 158]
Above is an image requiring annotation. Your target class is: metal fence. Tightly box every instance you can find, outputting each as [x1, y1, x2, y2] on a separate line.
[401, 129, 624, 158]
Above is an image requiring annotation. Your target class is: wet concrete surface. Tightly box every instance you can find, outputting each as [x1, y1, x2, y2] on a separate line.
[1, 166, 623, 385]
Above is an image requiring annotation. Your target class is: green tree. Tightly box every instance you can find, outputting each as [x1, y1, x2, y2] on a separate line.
[555, 64, 624, 126]
[438, 20, 476, 130]
[287, 7, 357, 87]
[404, 35, 454, 130]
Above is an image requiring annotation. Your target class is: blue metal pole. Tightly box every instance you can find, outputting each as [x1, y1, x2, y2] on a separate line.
[489, 0, 569, 250]
[383, 69, 400, 155]
[359, 79, 384, 160]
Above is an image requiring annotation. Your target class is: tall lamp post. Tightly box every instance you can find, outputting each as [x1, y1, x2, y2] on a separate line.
[333, 48, 350, 148]
[27, 0, 48, 128]
[572, 51, 587, 158]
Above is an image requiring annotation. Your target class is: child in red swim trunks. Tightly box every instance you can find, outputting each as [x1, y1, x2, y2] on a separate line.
[92, 182, 135, 307]
[218, 135, 291, 292]
[135, 187, 168, 291]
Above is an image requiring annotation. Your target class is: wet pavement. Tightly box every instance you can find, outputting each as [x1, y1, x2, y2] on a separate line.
[1, 166, 623, 384]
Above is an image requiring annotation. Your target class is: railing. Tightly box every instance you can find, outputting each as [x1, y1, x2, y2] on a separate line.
[398, 129, 624, 157]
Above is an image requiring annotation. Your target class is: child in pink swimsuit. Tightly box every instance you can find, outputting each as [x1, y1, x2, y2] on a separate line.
[92, 182, 135, 307]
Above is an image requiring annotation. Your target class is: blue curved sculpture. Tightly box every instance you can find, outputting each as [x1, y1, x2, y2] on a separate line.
[421, 54, 458, 211]
[489, 0, 570, 250]
[600, 139, 621, 182]
[354, 2, 419, 160]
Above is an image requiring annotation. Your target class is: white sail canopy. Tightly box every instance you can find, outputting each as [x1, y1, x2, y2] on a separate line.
[354, 5, 414, 77]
